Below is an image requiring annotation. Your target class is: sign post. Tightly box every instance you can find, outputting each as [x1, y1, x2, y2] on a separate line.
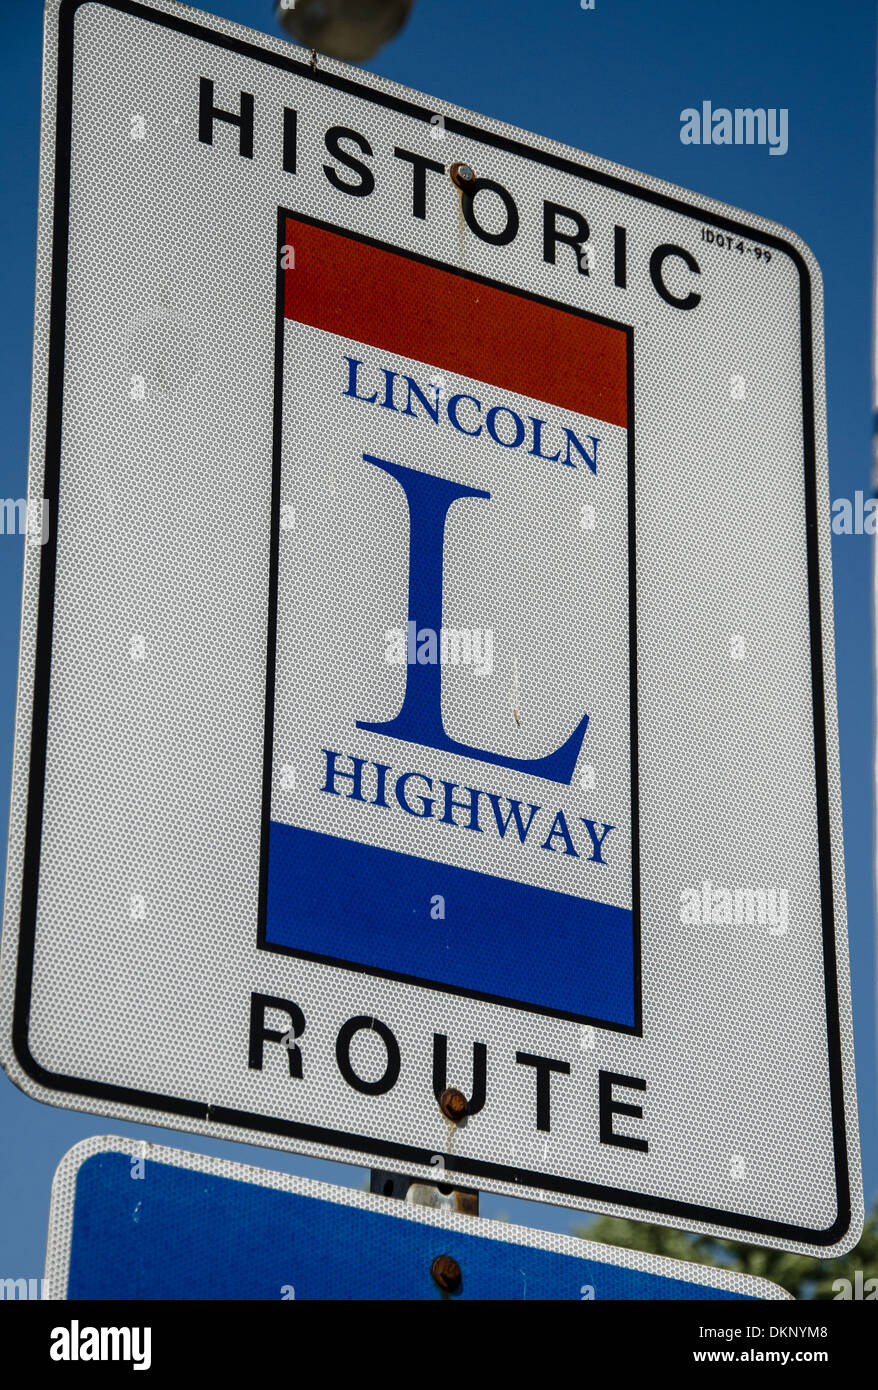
[0, 0, 861, 1256]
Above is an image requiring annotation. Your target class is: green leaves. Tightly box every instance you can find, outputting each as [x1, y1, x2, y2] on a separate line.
[577, 1204, 878, 1300]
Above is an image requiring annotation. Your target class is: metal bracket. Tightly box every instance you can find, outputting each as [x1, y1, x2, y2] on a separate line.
[369, 1169, 479, 1216]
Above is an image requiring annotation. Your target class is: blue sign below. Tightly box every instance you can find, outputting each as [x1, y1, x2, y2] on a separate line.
[44, 1140, 790, 1302]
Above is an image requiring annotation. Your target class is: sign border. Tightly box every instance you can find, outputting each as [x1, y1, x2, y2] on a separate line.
[4, 0, 856, 1252]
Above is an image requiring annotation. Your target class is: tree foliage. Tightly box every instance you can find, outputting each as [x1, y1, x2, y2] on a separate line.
[576, 1202, 878, 1300]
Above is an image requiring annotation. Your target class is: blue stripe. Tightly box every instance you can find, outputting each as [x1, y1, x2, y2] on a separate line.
[265, 820, 635, 1026]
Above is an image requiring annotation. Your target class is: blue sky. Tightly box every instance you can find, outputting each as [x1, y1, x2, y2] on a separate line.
[0, 0, 875, 1274]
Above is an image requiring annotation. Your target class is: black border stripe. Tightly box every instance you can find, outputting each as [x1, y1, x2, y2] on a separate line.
[9, 0, 851, 1247]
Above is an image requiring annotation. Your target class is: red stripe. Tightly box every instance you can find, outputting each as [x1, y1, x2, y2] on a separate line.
[284, 216, 627, 429]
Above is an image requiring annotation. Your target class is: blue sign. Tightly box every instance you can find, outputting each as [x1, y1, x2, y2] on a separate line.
[44, 1141, 789, 1302]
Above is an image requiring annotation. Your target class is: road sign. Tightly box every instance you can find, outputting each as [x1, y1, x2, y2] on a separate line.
[0, 0, 861, 1255]
[43, 1138, 791, 1300]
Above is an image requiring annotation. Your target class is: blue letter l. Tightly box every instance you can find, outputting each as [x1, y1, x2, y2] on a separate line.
[356, 454, 589, 785]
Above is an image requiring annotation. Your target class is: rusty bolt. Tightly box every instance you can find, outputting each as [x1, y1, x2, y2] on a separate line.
[431, 1254, 462, 1295]
[439, 1087, 468, 1122]
[450, 162, 475, 191]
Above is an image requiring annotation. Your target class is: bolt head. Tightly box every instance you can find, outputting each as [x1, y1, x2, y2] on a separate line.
[439, 1087, 468, 1121]
[450, 162, 476, 191]
[431, 1254, 462, 1294]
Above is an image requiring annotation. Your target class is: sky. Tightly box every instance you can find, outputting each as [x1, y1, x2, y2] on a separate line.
[0, 0, 876, 1277]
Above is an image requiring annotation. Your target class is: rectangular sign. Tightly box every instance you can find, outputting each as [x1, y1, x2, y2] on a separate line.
[264, 211, 637, 1027]
[0, 0, 862, 1256]
[43, 1139, 790, 1301]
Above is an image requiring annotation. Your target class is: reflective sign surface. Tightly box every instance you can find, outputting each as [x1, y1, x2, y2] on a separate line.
[0, 0, 861, 1255]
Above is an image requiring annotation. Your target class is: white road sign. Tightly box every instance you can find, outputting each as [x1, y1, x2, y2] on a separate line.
[0, 0, 862, 1255]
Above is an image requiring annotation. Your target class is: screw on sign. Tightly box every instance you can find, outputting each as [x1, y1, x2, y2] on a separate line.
[430, 1255, 463, 1297]
[438, 1087, 468, 1123]
[449, 161, 476, 190]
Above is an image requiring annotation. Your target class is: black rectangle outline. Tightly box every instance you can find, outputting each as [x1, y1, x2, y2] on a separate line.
[258, 207, 641, 1036]
[9, 0, 851, 1247]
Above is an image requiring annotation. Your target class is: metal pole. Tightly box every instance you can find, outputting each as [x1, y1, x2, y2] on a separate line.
[370, 1086, 479, 1214]
[369, 1169, 479, 1215]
